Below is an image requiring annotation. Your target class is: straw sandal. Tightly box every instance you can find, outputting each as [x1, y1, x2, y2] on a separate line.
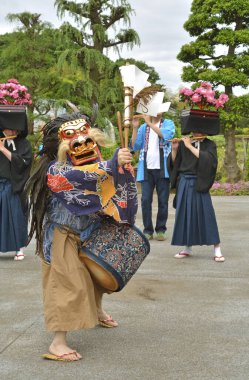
[14, 252, 25, 261]
[42, 351, 81, 362]
[174, 251, 191, 259]
[98, 315, 118, 328]
[214, 256, 225, 262]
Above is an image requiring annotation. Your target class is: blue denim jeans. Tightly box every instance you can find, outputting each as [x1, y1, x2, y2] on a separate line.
[141, 170, 170, 235]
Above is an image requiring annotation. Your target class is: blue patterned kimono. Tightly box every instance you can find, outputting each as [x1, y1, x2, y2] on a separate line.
[43, 149, 138, 263]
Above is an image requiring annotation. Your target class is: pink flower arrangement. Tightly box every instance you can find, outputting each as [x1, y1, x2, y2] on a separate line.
[0, 78, 32, 106]
[179, 82, 229, 110]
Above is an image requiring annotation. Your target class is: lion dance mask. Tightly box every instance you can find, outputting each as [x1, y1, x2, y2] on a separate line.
[57, 117, 103, 165]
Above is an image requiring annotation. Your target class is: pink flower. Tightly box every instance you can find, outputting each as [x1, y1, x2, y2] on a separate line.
[180, 88, 194, 96]
[0, 90, 8, 97]
[212, 182, 221, 190]
[179, 88, 187, 94]
[10, 90, 19, 99]
[218, 94, 229, 102]
[205, 89, 215, 97]
[215, 99, 224, 108]
[223, 183, 232, 191]
[6, 82, 15, 89]
[8, 78, 19, 84]
[206, 96, 216, 104]
[0, 79, 32, 105]
[179, 81, 229, 110]
[195, 87, 207, 95]
[19, 85, 27, 92]
[200, 82, 212, 89]
[191, 94, 201, 103]
[184, 89, 194, 96]
[233, 183, 241, 190]
[211, 181, 249, 194]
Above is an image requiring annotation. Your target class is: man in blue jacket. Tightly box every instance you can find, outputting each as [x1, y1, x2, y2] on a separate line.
[131, 112, 175, 240]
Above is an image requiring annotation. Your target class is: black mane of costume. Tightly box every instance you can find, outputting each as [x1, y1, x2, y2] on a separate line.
[26, 112, 92, 252]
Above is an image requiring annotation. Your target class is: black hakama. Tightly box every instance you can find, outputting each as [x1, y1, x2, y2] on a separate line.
[0, 133, 32, 253]
[171, 174, 220, 246]
[168, 139, 220, 247]
[0, 179, 28, 252]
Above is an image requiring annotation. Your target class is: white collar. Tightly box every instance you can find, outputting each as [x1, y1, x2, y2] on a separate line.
[7, 139, 16, 151]
[4, 135, 16, 151]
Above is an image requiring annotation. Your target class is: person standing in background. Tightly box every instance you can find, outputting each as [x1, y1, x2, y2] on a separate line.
[168, 133, 224, 262]
[131, 109, 175, 241]
[0, 111, 32, 260]
[167, 82, 227, 262]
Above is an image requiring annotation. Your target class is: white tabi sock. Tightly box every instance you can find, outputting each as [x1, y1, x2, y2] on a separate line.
[16, 247, 24, 254]
[184, 246, 192, 254]
[214, 246, 222, 257]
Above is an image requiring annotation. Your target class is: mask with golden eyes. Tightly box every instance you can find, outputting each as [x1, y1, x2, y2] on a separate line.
[58, 118, 101, 165]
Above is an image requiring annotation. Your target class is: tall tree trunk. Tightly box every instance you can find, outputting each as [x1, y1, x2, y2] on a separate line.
[28, 105, 35, 135]
[90, 66, 101, 105]
[223, 127, 241, 182]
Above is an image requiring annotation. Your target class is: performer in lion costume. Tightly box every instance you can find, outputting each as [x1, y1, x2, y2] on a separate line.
[27, 111, 138, 361]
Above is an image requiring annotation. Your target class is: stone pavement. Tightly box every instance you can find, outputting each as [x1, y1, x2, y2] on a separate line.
[0, 196, 249, 380]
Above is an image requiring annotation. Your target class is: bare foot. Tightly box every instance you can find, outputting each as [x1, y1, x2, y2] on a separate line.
[49, 343, 82, 361]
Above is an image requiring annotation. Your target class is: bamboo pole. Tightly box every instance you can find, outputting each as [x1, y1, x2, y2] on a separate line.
[0, 135, 17, 141]
[117, 111, 124, 148]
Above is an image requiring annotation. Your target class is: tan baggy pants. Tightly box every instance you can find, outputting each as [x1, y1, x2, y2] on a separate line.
[42, 227, 100, 332]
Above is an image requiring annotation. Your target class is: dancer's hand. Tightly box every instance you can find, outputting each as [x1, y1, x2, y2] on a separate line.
[118, 148, 132, 166]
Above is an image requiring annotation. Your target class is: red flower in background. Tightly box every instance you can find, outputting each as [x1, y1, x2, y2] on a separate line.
[47, 173, 74, 193]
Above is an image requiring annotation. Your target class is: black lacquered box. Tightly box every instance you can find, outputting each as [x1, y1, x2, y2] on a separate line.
[0, 105, 27, 132]
[181, 109, 220, 135]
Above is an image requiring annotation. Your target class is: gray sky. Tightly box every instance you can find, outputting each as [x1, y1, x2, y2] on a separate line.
[0, 0, 194, 92]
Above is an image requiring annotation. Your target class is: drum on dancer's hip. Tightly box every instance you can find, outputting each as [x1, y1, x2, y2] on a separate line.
[79, 218, 150, 292]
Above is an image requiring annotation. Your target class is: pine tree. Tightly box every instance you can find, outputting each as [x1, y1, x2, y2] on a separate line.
[177, 0, 249, 182]
[54, 0, 140, 107]
[0, 12, 63, 132]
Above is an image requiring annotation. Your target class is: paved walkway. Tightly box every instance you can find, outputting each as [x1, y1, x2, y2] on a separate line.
[0, 196, 249, 380]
